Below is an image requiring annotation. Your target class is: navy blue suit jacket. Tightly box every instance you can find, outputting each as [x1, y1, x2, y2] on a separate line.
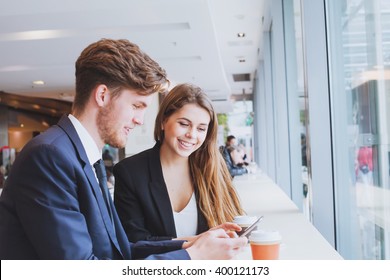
[114, 143, 209, 242]
[0, 115, 189, 260]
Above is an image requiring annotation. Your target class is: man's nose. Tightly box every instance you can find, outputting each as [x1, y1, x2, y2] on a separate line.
[133, 117, 143, 125]
[133, 110, 147, 126]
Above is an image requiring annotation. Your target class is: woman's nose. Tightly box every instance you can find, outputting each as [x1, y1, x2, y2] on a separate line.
[185, 128, 196, 138]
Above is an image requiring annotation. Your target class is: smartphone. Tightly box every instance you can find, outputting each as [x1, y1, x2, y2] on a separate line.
[238, 216, 264, 237]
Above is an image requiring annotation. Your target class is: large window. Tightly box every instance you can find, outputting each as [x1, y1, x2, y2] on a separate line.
[227, 100, 254, 162]
[326, 0, 390, 259]
[283, 0, 312, 219]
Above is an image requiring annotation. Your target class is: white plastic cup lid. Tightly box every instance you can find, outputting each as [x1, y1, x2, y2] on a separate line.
[233, 215, 258, 225]
[249, 230, 282, 243]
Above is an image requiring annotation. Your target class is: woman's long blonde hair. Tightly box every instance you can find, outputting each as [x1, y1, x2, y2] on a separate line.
[154, 83, 244, 227]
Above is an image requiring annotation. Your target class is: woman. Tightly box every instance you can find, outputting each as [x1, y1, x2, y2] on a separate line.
[114, 83, 244, 242]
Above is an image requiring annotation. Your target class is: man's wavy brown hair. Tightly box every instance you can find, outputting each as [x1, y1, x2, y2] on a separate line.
[73, 38, 168, 114]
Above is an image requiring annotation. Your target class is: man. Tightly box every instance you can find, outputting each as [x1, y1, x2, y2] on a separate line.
[225, 135, 237, 148]
[221, 135, 248, 177]
[0, 39, 246, 260]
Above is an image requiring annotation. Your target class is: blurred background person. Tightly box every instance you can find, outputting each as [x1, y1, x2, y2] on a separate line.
[221, 135, 248, 178]
[224, 145, 248, 177]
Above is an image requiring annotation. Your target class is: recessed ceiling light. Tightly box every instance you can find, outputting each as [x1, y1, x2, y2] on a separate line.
[237, 32, 246, 38]
[32, 80, 45, 85]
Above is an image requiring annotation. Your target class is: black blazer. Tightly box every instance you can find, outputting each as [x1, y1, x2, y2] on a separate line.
[114, 143, 209, 242]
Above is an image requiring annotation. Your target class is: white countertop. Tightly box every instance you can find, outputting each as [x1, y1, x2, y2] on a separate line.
[233, 171, 343, 260]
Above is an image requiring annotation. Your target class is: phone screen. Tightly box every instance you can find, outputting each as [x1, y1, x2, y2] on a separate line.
[238, 216, 264, 237]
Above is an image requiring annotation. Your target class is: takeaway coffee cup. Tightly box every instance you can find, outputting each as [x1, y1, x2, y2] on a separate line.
[233, 215, 258, 235]
[249, 230, 282, 260]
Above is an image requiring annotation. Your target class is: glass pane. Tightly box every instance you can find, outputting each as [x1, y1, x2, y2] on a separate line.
[326, 0, 390, 259]
[227, 100, 254, 162]
[283, 0, 312, 219]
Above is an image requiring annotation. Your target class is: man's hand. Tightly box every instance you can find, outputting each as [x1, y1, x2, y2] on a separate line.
[210, 222, 242, 238]
[184, 227, 248, 260]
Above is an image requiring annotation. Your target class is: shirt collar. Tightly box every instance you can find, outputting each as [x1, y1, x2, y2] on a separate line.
[68, 114, 101, 165]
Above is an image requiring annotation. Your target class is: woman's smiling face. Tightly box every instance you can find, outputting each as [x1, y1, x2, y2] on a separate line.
[161, 103, 210, 158]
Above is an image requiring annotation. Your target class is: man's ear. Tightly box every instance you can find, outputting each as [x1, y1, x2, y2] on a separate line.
[94, 84, 109, 107]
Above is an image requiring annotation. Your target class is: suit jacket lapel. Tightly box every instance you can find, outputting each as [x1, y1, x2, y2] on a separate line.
[110, 198, 132, 259]
[83, 164, 119, 242]
[148, 144, 177, 237]
[57, 115, 126, 257]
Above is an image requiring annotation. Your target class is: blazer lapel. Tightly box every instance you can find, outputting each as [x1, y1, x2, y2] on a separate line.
[57, 115, 125, 257]
[148, 144, 177, 237]
[83, 165, 120, 242]
[110, 199, 132, 259]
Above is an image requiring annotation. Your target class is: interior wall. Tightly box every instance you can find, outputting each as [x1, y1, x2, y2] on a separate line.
[124, 93, 159, 157]
[8, 130, 33, 152]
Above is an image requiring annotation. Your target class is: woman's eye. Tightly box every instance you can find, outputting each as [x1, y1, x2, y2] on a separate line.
[198, 127, 207, 132]
[179, 122, 189, 127]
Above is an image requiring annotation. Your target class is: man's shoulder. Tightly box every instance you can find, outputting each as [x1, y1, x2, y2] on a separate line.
[21, 125, 64, 150]
[221, 145, 231, 158]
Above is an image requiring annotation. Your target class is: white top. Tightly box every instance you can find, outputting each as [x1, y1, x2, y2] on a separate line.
[173, 193, 198, 238]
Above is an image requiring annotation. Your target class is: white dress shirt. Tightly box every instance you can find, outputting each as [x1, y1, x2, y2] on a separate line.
[68, 114, 101, 178]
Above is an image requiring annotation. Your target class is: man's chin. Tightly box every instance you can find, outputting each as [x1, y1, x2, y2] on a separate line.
[106, 139, 126, 149]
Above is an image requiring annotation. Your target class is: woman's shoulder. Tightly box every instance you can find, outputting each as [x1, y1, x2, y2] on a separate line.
[116, 145, 159, 168]
[113, 145, 162, 183]
[119, 148, 150, 164]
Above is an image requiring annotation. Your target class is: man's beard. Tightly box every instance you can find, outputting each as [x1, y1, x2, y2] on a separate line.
[97, 103, 126, 148]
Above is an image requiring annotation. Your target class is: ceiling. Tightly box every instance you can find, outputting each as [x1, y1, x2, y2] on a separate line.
[0, 0, 264, 113]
